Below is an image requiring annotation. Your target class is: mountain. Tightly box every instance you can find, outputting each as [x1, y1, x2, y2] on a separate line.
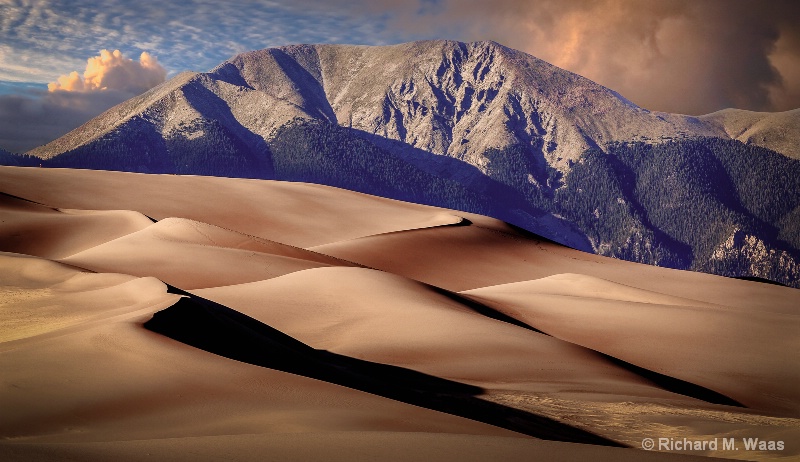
[9, 40, 800, 286]
[0, 147, 33, 166]
[701, 108, 800, 160]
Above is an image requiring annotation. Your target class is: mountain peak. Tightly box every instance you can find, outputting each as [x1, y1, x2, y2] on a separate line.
[12, 40, 800, 287]
[30, 40, 729, 166]
[203, 40, 726, 171]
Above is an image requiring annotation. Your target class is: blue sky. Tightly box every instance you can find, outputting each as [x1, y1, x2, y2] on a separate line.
[0, 0, 416, 86]
[1, 0, 798, 153]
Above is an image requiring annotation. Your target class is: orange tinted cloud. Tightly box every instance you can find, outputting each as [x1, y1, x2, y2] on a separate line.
[48, 50, 166, 93]
[363, 0, 800, 114]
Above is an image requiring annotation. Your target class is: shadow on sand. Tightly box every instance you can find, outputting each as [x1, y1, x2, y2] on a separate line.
[144, 287, 623, 447]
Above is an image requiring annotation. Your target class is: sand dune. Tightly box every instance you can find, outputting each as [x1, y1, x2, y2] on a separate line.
[1, 252, 665, 461]
[0, 167, 463, 247]
[1, 432, 728, 462]
[0, 254, 534, 450]
[0, 252, 175, 343]
[0, 193, 153, 260]
[475, 272, 722, 308]
[310, 210, 800, 316]
[0, 190, 356, 288]
[146, 290, 626, 446]
[1, 165, 798, 461]
[0, 257, 735, 461]
[192, 267, 800, 458]
[464, 273, 800, 415]
[60, 217, 356, 289]
[193, 267, 694, 401]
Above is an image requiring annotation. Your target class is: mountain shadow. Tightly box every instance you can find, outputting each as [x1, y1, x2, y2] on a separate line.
[268, 119, 594, 252]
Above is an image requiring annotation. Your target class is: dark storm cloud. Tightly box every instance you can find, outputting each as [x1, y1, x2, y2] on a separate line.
[0, 88, 133, 153]
[369, 0, 800, 114]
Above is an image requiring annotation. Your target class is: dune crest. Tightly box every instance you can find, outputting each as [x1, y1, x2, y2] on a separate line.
[1, 166, 798, 461]
[465, 275, 800, 414]
[0, 252, 177, 343]
[60, 216, 357, 289]
[0, 193, 153, 259]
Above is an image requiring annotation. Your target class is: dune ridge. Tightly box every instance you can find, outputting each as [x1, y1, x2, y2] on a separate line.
[1, 166, 798, 461]
[59, 217, 358, 289]
[0, 193, 153, 260]
[464, 277, 800, 415]
[148, 287, 622, 446]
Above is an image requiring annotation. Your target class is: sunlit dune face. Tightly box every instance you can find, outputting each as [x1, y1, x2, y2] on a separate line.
[48, 49, 166, 93]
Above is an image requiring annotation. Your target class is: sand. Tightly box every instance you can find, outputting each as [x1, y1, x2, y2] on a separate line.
[1, 166, 798, 461]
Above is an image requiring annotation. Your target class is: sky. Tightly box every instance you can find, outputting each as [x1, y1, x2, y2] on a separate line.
[1, 0, 798, 153]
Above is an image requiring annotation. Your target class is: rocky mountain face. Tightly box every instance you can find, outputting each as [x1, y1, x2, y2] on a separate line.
[29, 41, 728, 165]
[8, 40, 800, 287]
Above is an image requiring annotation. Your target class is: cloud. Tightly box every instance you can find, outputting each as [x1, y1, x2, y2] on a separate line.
[371, 0, 800, 114]
[0, 48, 167, 153]
[48, 49, 166, 93]
[1, 0, 797, 155]
[767, 14, 800, 111]
[0, 0, 394, 85]
[0, 0, 395, 153]
[0, 88, 134, 153]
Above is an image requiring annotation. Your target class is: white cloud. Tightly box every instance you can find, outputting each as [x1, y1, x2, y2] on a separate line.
[48, 49, 166, 93]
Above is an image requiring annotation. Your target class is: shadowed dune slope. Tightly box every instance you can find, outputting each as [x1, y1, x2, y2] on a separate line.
[60, 217, 357, 289]
[464, 273, 800, 415]
[147, 288, 622, 446]
[0, 252, 176, 343]
[0, 193, 153, 260]
[192, 266, 727, 407]
[0, 253, 548, 452]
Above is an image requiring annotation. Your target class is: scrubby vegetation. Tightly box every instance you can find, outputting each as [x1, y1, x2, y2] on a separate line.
[8, 116, 272, 179]
[268, 119, 493, 216]
[552, 147, 690, 268]
[0, 149, 40, 166]
[452, 136, 800, 284]
[3, 121, 798, 286]
[555, 138, 800, 282]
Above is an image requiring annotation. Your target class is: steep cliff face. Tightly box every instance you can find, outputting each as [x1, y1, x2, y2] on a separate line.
[710, 228, 800, 283]
[14, 40, 800, 287]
